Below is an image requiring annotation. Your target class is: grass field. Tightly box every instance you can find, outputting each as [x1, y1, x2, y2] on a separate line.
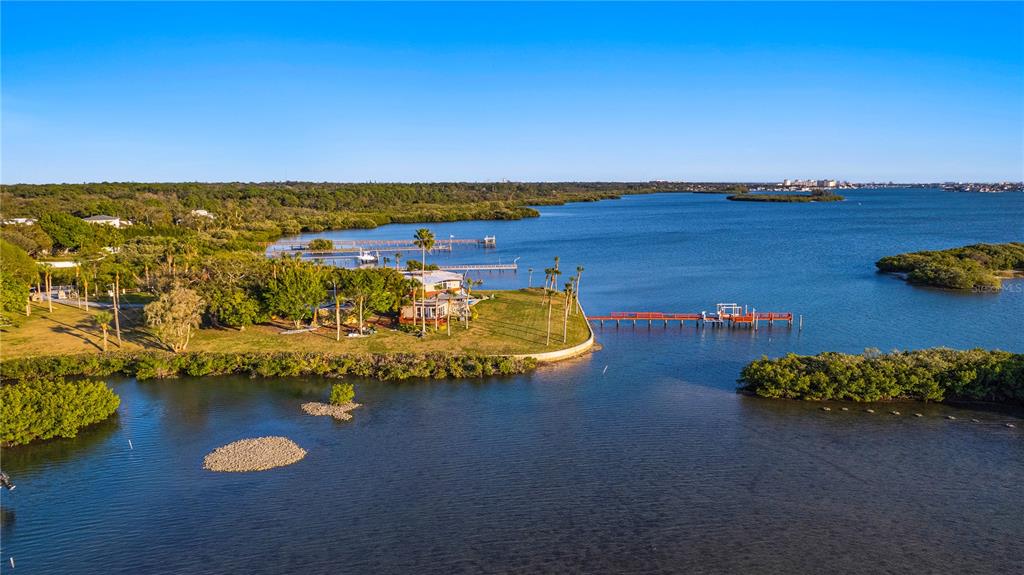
[0, 289, 590, 359]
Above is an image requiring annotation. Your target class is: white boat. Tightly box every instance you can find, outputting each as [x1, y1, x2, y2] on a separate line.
[356, 249, 378, 264]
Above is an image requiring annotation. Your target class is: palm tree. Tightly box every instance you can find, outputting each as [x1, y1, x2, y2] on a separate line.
[412, 228, 435, 333]
[42, 266, 53, 313]
[527, 267, 534, 288]
[93, 310, 113, 352]
[563, 278, 575, 343]
[551, 256, 560, 289]
[549, 267, 562, 295]
[545, 287, 554, 346]
[332, 279, 342, 341]
[574, 266, 584, 315]
[394, 252, 402, 271]
[112, 268, 123, 345]
[445, 288, 459, 336]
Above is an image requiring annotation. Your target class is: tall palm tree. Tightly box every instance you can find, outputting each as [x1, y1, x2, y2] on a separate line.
[549, 267, 562, 295]
[43, 266, 53, 313]
[332, 279, 342, 341]
[545, 287, 554, 346]
[395, 252, 402, 271]
[445, 288, 458, 336]
[412, 228, 435, 333]
[574, 266, 584, 315]
[93, 310, 113, 352]
[551, 256, 560, 289]
[563, 279, 574, 343]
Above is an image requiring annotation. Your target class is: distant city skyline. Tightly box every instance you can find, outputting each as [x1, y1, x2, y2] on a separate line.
[3, 2, 1022, 184]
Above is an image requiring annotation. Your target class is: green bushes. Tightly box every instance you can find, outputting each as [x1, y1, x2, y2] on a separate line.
[876, 242, 1024, 291]
[307, 238, 333, 251]
[738, 348, 1024, 404]
[1, 378, 120, 446]
[0, 351, 537, 383]
[330, 383, 355, 405]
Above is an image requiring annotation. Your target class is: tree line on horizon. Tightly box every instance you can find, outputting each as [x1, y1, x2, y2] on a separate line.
[0, 181, 750, 242]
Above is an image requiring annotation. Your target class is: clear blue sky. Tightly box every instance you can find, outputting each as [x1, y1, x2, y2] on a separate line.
[2, 2, 1022, 183]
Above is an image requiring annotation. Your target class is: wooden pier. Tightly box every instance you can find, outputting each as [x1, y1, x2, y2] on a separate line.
[589, 304, 796, 330]
[269, 236, 496, 253]
[439, 263, 517, 272]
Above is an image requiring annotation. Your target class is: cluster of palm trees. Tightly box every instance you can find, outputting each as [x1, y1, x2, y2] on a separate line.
[538, 256, 584, 346]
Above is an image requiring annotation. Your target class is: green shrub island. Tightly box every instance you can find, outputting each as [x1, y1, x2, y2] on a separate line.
[876, 242, 1024, 291]
[330, 383, 356, 405]
[0, 351, 537, 382]
[738, 348, 1024, 404]
[1, 378, 121, 446]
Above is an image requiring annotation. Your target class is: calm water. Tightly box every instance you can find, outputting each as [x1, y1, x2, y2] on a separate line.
[4, 189, 1024, 574]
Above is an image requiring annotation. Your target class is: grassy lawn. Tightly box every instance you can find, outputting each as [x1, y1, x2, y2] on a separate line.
[0, 289, 590, 359]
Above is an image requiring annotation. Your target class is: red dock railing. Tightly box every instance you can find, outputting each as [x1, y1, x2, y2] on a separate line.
[589, 308, 796, 329]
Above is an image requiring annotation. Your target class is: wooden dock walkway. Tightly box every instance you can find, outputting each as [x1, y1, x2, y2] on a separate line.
[589, 304, 797, 330]
[439, 263, 518, 272]
[269, 236, 496, 253]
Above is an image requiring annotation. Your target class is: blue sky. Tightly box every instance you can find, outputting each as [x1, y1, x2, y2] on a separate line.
[2, 2, 1022, 183]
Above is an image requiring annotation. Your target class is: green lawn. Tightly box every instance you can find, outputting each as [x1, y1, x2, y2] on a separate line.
[1, 289, 590, 359]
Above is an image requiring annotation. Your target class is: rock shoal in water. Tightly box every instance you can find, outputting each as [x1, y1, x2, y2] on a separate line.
[302, 401, 361, 421]
[203, 437, 306, 472]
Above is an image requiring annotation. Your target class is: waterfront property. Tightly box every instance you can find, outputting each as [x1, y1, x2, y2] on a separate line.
[1, 288, 590, 358]
[400, 270, 471, 324]
[82, 214, 130, 228]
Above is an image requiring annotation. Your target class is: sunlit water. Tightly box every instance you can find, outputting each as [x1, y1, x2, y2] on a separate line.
[4, 189, 1023, 573]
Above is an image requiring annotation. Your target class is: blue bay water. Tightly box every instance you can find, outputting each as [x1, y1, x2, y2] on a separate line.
[3, 189, 1023, 573]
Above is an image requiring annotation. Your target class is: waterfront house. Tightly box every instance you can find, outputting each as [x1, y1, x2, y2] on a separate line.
[402, 270, 464, 295]
[83, 215, 130, 228]
[1, 217, 37, 226]
[400, 292, 471, 325]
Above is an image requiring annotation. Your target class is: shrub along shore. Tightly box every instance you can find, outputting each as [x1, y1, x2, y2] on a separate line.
[1, 378, 120, 446]
[0, 351, 536, 446]
[738, 348, 1024, 404]
[0, 350, 537, 382]
[875, 242, 1024, 291]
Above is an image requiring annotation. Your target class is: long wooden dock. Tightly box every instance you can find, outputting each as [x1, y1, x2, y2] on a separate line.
[589, 304, 796, 330]
[439, 263, 518, 272]
[269, 236, 496, 252]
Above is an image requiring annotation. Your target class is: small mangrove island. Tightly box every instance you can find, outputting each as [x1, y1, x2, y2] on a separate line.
[738, 348, 1024, 404]
[0, 378, 120, 446]
[726, 191, 844, 203]
[876, 242, 1024, 291]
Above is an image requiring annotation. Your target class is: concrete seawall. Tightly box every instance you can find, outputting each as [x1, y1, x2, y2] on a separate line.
[513, 303, 595, 363]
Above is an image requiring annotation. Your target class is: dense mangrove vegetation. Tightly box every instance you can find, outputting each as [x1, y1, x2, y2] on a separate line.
[738, 348, 1024, 404]
[875, 242, 1024, 291]
[726, 192, 844, 202]
[0, 351, 537, 382]
[0, 181, 737, 245]
[0, 378, 120, 446]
